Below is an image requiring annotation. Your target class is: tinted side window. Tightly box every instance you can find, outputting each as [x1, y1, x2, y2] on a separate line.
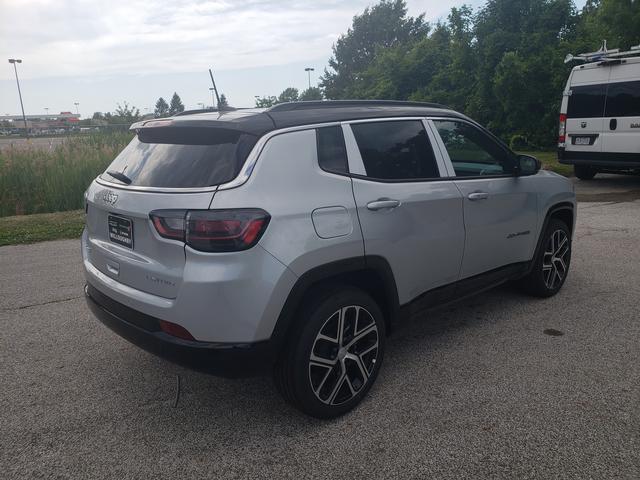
[567, 84, 606, 118]
[350, 120, 439, 180]
[605, 81, 640, 117]
[317, 126, 348, 174]
[434, 120, 514, 177]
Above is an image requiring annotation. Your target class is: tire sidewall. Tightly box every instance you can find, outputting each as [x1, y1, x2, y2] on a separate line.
[289, 287, 385, 419]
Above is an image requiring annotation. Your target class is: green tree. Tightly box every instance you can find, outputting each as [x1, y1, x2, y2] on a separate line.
[277, 87, 299, 103]
[112, 102, 141, 124]
[321, 0, 428, 99]
[169, 92, 185, 115]
[154, 97, 169, 118]
[218, 93, 229, 109]
[254, 96, 278, 108]
[299, 87, 323, 101]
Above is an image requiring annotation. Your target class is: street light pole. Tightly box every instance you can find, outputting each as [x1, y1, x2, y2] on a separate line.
[304, 67, 315, 89]
[8, 59, 28, 136]
[74, 102, 79, 115]
[209, 88, 216, 109]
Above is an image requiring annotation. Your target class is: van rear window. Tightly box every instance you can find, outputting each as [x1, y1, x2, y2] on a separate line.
[567, 84, 606, 118]
[605, 80, 640, 117]
[100, 127, 257, 188]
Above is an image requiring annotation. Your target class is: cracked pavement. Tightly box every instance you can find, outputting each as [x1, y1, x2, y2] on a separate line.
[1, 176, 639, 479]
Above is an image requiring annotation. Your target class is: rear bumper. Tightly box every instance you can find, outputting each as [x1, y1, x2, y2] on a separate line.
[558, 149, 640, 169]
[85, 283, 275, 378]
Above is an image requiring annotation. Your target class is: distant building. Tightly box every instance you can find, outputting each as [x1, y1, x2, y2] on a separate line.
[0, 112, 80, 131]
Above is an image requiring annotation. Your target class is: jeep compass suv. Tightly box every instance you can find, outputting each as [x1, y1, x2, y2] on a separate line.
[83, 100, 575, 418]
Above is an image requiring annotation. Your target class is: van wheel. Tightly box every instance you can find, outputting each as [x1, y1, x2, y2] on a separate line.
[574, 165, 596, 180]
[274, 286, 385, 419]
[520, 219, 571, 298]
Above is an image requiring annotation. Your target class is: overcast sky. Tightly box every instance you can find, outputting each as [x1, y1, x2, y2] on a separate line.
[0, 0, 584, 118]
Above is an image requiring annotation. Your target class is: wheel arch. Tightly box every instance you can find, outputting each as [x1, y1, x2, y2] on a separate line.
[529, 202, 575, 272]
[269, 255, 400, 356]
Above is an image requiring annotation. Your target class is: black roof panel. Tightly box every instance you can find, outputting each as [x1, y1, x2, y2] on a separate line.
[134, 101, 465, 136]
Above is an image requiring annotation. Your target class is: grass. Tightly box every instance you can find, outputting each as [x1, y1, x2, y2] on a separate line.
[0, 130, 132, 217]
[519, 150, 573, 177]
[0, 209, 85, 246]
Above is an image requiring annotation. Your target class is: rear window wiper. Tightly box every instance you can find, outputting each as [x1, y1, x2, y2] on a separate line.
[106, 170, 132, 185]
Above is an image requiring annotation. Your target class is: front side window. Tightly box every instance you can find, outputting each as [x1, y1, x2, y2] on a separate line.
[350, 120, 439, 180]
[433, 120, 514, 177]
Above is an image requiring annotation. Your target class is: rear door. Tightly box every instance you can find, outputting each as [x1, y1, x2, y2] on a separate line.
[565, 66, 609, 154]
[602, 60, 640, 155]
[431, 119, 538, 279]
[85, 126, 257, 299]
[345, 118, 465, 304]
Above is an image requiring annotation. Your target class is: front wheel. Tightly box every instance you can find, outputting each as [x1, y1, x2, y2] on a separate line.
[520, 219, 572, 297]
[274, 286, 385, 419]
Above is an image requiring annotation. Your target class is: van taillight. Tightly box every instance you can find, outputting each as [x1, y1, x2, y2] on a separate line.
[150, 209, 270, 252]
[558, 113, 567, 145]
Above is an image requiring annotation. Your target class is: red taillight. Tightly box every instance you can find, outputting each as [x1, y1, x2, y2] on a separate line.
[159, 320, 195, 340]
[558, 113, 567, 144]
[149, 209, 270, 252]
[186, 209, 270, 252]
[150, 210, 186, 241]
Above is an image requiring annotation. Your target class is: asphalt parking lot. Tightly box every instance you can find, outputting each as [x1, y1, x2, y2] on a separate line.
[1, 176, 639, 479]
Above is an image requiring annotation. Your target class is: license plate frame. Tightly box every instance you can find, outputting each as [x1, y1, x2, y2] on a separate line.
[573, 136, 592, 146]
[108, 214, 134, 249]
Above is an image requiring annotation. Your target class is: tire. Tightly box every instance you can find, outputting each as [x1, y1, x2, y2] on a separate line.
[574, 165, 596, 180]
[520, 219, 572, 298]
[274, 286, 385, 419]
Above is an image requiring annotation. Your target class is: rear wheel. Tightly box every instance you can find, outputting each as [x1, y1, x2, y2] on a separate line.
[574, 165, 596, 180]
[520, 219, 572, 297]
[274, 286, 385, 419]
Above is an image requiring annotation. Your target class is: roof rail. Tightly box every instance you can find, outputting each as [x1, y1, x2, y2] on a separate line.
[267, 100, 450, 112]
[565, 40, 640, 64]
[174, 107, 238, 117]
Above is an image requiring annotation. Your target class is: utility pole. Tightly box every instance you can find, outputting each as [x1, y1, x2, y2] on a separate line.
[208, 68, 221, 109]
[209, 88, 216, 109]
[8, 59, 28, 136]
[304, 67, 315, 89]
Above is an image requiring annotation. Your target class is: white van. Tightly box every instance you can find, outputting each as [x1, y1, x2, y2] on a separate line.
[558, 44, 640, 179]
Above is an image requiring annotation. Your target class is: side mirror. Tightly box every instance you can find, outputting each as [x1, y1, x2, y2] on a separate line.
[516, 154, 541, 176]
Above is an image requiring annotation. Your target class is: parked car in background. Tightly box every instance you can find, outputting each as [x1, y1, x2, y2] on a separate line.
[83, 101, 575, 418]
[559, 43, 640, 179]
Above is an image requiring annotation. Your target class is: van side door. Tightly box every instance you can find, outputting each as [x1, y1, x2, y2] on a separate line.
[601, 64, 640, 156]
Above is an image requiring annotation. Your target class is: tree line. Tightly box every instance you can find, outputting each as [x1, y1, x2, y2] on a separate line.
[316, 0, 640, 148]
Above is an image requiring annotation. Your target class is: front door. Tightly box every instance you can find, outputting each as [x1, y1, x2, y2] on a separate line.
[430, 119, 538, 279]
[343, 119, 465, 305]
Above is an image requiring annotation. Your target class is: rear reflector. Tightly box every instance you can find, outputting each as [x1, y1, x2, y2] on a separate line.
[150, 208, 270, 252]
[159, 320, 195, 340]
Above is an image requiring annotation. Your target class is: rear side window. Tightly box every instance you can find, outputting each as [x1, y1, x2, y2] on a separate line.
[317, 126, 348, 174]
[350, 120, 439, 180]
[567, 84, 606, 118]
[101, 127, 257, 188]
[605, 81, 640, 117]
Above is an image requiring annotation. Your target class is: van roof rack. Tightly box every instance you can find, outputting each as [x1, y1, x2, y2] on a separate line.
[565, 40, 640, 64]
[267, 100, 449, 112]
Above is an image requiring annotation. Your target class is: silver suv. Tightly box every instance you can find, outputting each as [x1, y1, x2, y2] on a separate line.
[83, 101, 575, 418]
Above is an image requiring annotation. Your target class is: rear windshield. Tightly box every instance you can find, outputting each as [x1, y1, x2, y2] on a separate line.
[567, 84, 606, 118]
[101, 127, 257, 188]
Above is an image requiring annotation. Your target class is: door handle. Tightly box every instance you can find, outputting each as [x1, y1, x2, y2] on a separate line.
[366, 199, 401, 211]
[610, 118, 617, 130]
[468, 192, 489, 201]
